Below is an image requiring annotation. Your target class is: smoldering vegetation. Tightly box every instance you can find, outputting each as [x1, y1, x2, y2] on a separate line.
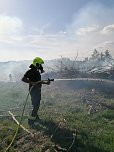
[0, 78, 114, 111]
[1, 49, 114, 82]
[0, 51, 114, 151]
[0, 60, 31, 81]
[0, 80, 114, 151]
[52, 79, 114, 95]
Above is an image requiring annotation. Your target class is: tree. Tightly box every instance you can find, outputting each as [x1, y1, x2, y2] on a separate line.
[91, 49, 99, 60]
[104, 49, 111, 58]
[99, 52, 105, 61]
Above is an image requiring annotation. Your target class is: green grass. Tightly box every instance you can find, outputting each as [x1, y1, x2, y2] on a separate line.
[0, 82, 114, 151]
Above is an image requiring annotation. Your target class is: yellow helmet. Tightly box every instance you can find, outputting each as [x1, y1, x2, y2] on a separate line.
[32, 57, 44, 67]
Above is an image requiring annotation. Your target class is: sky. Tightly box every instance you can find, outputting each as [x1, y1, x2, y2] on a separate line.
[0, 0, 114, 61]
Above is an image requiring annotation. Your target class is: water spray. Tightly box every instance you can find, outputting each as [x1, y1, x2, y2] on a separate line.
[54, 78, 114, 84]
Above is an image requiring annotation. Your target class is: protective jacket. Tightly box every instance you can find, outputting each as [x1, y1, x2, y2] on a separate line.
[24, 64, 42, 118]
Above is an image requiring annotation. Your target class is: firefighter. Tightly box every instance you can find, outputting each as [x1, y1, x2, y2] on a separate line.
[21, 57, 50, 126]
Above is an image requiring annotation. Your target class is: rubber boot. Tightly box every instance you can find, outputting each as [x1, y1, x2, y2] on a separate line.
[35, 115, 42, 122]
[28, 118, 35, 127]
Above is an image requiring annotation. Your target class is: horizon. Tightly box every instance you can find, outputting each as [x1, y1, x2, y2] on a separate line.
[0, 51, 114, 63]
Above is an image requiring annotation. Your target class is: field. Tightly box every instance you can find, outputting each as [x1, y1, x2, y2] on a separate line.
[0, 80, 114, 152]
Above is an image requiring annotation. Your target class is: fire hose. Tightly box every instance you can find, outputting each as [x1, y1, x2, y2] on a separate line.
[5, 78, 54, 152]
[5, 77, 114, 151]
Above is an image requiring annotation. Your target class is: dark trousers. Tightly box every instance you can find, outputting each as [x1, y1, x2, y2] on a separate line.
[30, 85, 41, 117]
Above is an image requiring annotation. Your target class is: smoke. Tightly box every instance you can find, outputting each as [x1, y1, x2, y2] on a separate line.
[0, 60, 31, 81]
[66, 2, 114, 59]
[0, 2, 114, 61]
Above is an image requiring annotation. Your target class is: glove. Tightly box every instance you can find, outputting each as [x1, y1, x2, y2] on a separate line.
[47, 80, 51, 85]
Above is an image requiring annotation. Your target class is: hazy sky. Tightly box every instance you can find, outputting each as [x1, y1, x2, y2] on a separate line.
[0, 0, 114, 61]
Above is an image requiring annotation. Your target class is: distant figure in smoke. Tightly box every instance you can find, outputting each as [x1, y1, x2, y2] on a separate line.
[9, 74, 13, 82]
[21, 57, 51, 126]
